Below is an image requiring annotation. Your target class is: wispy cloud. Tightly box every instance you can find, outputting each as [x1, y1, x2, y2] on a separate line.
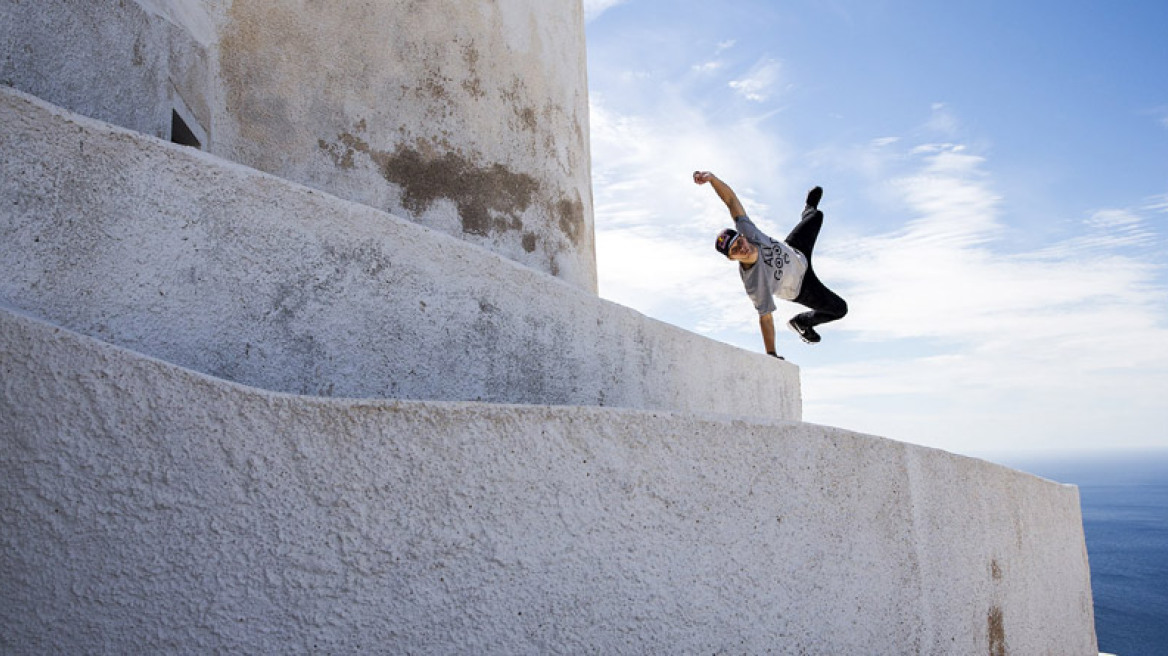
[806, 136, 1168, 451]
[593, 88, 1168, 452]
[587, 14, 1168, 455]
[924, 102, 961, 136]
[825, 144, 1163, 343]
[1145, 194, 1168, 214]
[1134, 105, 1168, 131]
[589, 92, 790, 338]
[583, 0, 629, 22]
[729, 59, 783, 102]
[691, 40, 738, 76]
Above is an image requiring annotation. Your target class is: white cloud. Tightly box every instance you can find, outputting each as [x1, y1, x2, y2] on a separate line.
[594, 92, 1168, 454]
[583, 0, 629, 22]
[691, 40, 739, 76]
[924, 102, 960, 136]
[804, 138, 1168, 452]
[1144, 194, 1168, 216]
[1135, 105, 1168, 131]
[729, 59, 783, 102]
[1087, 208, 1141, 229]
[826, 145, 1162, 346]
[586, 18, 1168, 455]
[589, 93, 790, 337]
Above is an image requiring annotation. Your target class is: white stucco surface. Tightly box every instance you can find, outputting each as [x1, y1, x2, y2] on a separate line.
[0, 0, 211, 141]
[0, 0, 596, 290]
[0, 87, 799, 422]
[214, 0, 598, 291]
[0, 306, 1098, 654]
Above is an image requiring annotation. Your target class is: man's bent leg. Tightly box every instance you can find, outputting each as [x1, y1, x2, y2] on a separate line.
[785, 207, 823, 257]
[793, 268, 848, 327]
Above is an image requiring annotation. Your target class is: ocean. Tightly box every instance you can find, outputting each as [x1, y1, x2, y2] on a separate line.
[1002, 450, 1168, 656]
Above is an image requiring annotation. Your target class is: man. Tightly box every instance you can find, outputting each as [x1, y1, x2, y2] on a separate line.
[694, 170, 847, 359]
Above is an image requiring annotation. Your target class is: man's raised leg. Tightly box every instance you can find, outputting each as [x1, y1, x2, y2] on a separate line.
[786, 187, 825, 256]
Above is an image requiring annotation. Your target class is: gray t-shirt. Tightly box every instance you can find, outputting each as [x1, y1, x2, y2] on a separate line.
[735, 214, 808, 315]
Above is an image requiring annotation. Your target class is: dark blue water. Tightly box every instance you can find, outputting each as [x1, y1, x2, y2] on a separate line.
[1002, 451, 1168, 656]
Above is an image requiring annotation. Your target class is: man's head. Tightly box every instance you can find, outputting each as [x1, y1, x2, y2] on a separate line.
[715, 228, 756, 262]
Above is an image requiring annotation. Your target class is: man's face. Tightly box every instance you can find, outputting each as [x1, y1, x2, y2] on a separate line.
[727, 235, 755, 261]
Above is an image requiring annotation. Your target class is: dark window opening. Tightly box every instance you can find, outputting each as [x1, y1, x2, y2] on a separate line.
[171, 110, 201, 148]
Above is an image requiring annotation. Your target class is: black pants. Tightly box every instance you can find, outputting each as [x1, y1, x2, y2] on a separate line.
[785, 207, 848, 328]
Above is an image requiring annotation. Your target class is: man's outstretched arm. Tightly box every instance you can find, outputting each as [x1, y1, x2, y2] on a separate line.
[693, 171, 746, 219]
[759, 312, 778, 356]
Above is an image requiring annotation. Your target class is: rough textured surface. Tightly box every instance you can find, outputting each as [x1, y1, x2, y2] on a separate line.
[221, 0, 596, 290]
[0, 0, 212, 143]
[0, 307, 1098, 655]
[0, 87, 799, 422]
[0, 0, 596, 290]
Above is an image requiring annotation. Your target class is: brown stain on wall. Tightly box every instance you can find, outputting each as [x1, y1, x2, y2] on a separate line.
[378, 145, 535, 237]
[460, 42, 485, 99]
[988, 606, 1007, 656]
[556, 197, 585, 246]
[319, 129, 588, 249]
[317, 139, 355, 169]
[517, 107, 538, 132]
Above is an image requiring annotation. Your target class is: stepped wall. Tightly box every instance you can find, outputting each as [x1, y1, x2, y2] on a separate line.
[0, 0, 596, 290]
[0, 87, 798, 421]
[0, 307, 1097, 654]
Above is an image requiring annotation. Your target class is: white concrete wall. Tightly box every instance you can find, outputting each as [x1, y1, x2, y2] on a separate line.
[214, 0, 597, 291]
[0, 0, 213, 143]
[0, 0, 596, 291]
[0, 307, 1098, 654]
[0, 87, 800, 423]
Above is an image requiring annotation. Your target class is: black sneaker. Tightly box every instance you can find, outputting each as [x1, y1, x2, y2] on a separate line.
[806, 186, 823, 210]
[788, 318, 821, 344]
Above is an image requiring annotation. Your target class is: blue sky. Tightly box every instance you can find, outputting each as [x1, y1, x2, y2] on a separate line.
[582, 0, 1168, 458]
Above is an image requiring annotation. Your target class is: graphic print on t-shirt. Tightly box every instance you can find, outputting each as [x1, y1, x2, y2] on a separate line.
[760, 238, 791, 283]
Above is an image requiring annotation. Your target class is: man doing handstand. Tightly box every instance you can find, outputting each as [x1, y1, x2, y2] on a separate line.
[694, 170, 848, 359]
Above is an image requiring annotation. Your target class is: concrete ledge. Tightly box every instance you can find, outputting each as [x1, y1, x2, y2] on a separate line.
[0, 306, 1097, 654]
[0, 87, 799, 422]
